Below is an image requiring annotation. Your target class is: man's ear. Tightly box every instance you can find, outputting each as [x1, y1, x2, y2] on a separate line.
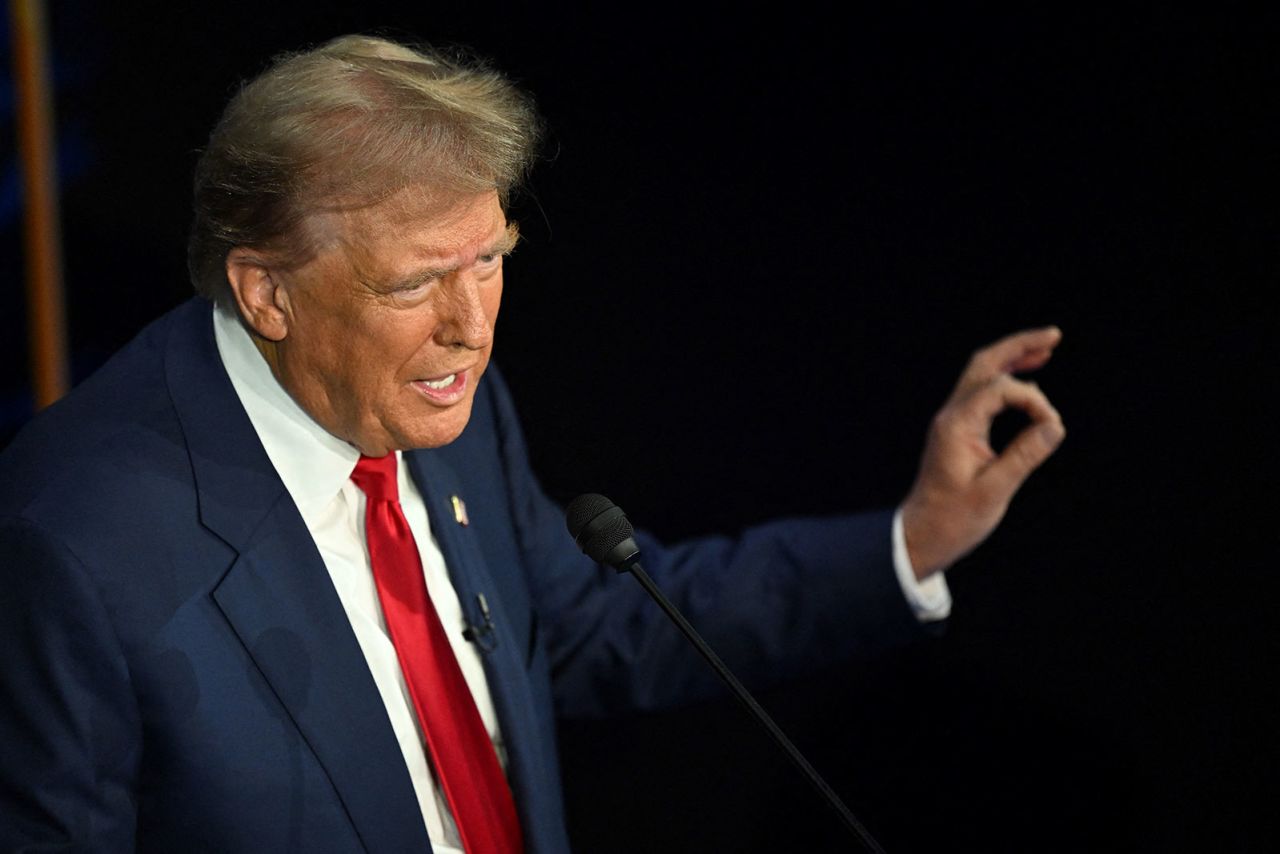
[225, 248, 290, 342]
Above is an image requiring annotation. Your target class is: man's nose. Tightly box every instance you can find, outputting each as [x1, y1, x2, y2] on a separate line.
[434, 273, 495, 350]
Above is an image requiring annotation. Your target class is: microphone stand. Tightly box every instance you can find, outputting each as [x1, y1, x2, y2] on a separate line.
[625, 559, 887, 854]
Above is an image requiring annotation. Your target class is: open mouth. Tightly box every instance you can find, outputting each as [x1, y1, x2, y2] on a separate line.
[411, 371, 468, 403]
[419, 373, 456, 390]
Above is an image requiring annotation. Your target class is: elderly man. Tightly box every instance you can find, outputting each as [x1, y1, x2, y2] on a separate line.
[0, 35, 1063, 853]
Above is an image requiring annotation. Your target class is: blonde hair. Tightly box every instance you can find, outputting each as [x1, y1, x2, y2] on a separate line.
[187, 34, 542, 304]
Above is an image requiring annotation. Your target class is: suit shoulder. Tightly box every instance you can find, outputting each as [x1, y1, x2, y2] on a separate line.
[0, 302, 201, 531]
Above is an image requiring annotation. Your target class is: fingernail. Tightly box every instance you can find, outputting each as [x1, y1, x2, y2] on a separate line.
[1040, 422, 1065, 445]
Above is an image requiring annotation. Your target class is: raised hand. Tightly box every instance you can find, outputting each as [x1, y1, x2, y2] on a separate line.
[900, 327, 1066, 578]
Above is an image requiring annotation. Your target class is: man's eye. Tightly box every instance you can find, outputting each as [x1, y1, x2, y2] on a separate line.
[393, 280, 432, 298]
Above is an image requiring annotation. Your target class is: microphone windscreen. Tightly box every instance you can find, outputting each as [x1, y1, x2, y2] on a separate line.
[565, 493, 616, 541]
[565, 493, 639, 567]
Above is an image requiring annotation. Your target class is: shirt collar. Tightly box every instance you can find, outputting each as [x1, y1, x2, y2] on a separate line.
[213, 304, 363, 513]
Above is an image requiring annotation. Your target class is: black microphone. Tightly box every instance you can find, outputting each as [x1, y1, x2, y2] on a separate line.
[566, 495, 640, 570]
[461, 593, 497, 653]
[564, 493, 887, 854]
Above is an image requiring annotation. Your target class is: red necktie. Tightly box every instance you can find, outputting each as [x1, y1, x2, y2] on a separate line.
[350, 453, 523, 854]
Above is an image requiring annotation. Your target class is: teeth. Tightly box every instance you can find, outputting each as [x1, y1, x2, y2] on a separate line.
[421, 374, 456, 390]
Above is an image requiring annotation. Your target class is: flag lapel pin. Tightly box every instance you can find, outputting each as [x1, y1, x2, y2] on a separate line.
[451, 495, 470, 526]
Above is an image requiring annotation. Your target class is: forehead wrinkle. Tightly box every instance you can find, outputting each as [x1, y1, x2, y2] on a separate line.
[378, 223, 515, 291]
[363, 208, 512, 289]
[397, 210, 512, 275]
[293, 189, 508, 285]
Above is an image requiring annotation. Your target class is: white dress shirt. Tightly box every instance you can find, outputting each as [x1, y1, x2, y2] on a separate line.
[214, 307, 490, 853]
[212, 303, 950, 849]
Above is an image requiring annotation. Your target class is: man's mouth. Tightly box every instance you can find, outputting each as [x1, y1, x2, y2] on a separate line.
[411, 370, 468, 403]
[420, 373, 456, 390]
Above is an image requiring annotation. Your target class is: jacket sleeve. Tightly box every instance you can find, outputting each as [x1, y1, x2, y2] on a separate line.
[479, 369, 940, 720]
[0, 517, 141, 852]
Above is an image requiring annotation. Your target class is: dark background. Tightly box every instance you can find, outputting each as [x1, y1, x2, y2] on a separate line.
[3, 3, 1277, 851]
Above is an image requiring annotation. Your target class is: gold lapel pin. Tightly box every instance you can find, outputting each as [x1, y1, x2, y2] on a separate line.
[451, 495, 470, 526]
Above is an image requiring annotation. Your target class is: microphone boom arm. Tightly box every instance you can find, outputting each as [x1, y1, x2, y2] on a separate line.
[565, 492, 887, 852]
[623, 557, 887, 854]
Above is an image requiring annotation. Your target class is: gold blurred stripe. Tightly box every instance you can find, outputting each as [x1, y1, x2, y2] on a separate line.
[10, 0, 69, 408]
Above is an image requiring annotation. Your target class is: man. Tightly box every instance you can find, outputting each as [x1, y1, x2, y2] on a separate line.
[0, 35, 1064, 852]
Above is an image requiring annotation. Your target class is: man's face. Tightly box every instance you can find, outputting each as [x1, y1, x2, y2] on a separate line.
[265, 189, 514, 456]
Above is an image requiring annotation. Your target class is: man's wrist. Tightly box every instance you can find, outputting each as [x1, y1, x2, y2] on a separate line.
[892, 508, 952, 622]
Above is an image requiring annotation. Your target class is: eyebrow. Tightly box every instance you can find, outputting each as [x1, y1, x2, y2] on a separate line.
[385, 222, 521, 291]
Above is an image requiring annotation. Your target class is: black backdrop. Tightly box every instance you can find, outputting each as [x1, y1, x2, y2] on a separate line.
[2, 3, 1277, 852]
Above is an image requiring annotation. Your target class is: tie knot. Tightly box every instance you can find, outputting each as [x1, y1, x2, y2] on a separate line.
[350, 453, 399, 502]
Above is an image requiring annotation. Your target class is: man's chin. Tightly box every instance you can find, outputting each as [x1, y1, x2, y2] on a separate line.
[393, 402, 475, 451]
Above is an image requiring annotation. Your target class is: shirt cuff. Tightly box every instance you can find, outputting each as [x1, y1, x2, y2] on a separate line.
[892, 507, 951, 622]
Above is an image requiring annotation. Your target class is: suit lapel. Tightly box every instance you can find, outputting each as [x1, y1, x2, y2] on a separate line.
[164, 300, 429, 853]
[405, 451, 552, 845]
[211, 498, 429, 854]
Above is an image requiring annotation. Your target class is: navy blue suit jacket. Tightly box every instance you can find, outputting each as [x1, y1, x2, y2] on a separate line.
[0, 299, 932, 852]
